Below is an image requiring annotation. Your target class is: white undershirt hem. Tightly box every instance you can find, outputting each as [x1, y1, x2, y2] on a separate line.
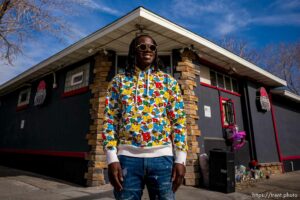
[106, 144, 187, 165]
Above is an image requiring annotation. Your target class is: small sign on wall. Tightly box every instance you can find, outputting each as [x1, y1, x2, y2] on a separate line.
[34, 80, 47, 106]
[204, 105, 211, 118]
[20, 120, 25, 129]
[256, 87, 271, 112]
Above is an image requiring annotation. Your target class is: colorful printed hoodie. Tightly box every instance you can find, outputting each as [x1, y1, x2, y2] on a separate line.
[102, 65, 187, 165]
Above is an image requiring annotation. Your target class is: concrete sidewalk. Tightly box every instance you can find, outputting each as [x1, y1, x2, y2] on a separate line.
[0, 165, 299, 200]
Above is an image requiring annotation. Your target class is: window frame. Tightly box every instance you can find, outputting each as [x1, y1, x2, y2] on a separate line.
[219, 96, 236, 128]
[209, 69, 239, 93]
[63, 63, 90, 98]
[70, 71, 84, 86]
[17, 88, 31, 109]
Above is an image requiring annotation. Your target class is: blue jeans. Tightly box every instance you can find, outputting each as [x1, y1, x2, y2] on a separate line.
[114, 155, 175, 200]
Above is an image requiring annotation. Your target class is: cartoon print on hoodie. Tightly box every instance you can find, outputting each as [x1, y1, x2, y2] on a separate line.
[102, 65, 187, 153]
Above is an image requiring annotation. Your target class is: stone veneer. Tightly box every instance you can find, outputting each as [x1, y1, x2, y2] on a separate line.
[85, 53, 111, 186]
[176, 50, 201, 186]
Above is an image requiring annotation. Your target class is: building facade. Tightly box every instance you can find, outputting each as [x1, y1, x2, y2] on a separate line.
[0, 7, 299, 186]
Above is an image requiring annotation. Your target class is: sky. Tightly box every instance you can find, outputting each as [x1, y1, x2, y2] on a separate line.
[0, 0, 300, 85]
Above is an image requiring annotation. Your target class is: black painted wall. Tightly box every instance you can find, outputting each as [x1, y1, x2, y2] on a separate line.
[197, 86, 245, 137]
[283, 160, 300, 172]
[196, 82, 250, 165]
[170, 51, 251, 166]
[0, 154, 88, 185]
[246, 81, 279, 163]
[197, 84, 223, 138]
[0, 58, 95, 185]
[0, 58, 93, 152]
[272, 95, 300, 158]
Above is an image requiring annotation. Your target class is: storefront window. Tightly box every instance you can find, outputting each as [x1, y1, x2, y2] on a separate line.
[225, 76, 231, 91]
[17, 88, 31, 107]
[116, 55, 127, 74]
[158, 55, 172, 74]
[209, 70, 239, 93]
[217, 73, 225, 88]
[64, 63, 90, 93]
[210, 71, 217, 86]
[232, 79, 239, 93]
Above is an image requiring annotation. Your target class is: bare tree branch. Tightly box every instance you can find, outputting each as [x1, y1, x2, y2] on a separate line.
[0, 0, 83, 65]
[219, 36, 300, 95]
[0, 31, 19, 64]
[0, 0, 10, 21]
[219, 36, 261, 65]
[261, 42, 300, 95]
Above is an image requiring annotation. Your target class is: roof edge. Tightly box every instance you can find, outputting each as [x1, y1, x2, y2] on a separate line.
[0, 6, 287, 95]
[270, 89, 300, 103]
[139, 7, 287, 87]
[0, 7, 144, 93]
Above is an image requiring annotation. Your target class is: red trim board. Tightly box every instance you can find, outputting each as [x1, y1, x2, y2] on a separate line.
[282, 156, 300, 161]
[0, 148, 87, 158]
[16, 104, 29, 111]
[200, 82, 241, 97]
[62, 86, 89, 98]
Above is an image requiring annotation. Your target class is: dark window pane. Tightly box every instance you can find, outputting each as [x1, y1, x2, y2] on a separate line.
[232, 79, 238, 92]
[158, 55, 171, 74]
[225, 76, 231, 91]
[223, 101, 229, 126]
[210, 71, 217, 86]
[20, 93, 28, 102]
[217, 73, 224, 88]
[227, 101, 235, 125]
[117, 55, 127, 74]
[222, 99, 235, 126]
[73, 74, 83, 83]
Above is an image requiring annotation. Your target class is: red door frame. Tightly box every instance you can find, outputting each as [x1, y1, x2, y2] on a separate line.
[219, 96, 237, 128]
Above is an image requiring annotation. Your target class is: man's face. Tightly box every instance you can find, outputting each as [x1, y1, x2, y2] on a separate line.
[135, 36, 156, 70]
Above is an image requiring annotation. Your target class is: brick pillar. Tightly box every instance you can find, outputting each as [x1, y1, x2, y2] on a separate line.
[176, 50, 201, 186]
[85, 53, 111, 186]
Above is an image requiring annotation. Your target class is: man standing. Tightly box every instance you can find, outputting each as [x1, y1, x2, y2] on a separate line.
[102, 34, 187, 200]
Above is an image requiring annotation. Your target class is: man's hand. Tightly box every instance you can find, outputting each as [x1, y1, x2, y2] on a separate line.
[108, 162, 123, 191]
[172, 163, 186, 192]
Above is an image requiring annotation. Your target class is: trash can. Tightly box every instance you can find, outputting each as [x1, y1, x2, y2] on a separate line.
[209, 149, 235, 193]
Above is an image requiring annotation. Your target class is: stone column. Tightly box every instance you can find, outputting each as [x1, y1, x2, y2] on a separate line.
[176, 49, 201, 186]
[85, 53, 111, 186]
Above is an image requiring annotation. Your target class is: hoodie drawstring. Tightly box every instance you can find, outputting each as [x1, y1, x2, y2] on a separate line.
[135, 71, 141, 104]
[147, 69, 150, 97]
[134, 67, 151, 105]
